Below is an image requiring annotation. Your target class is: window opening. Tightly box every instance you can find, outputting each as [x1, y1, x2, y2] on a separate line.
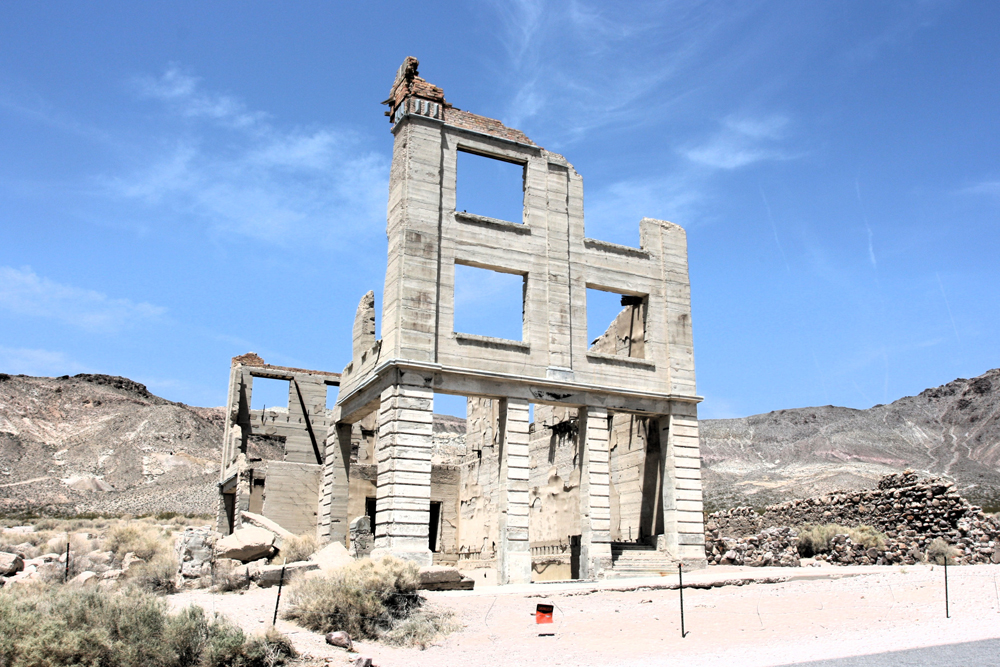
[456, 150, 525, 223]
[249, 377, 290, 411]
[429, 501, 442, 552]
[365, 497, 377, 521]
[453, 263, 526, 341]
[586, 287, 646, 359]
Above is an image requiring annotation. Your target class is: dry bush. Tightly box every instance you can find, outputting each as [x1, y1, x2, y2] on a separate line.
[126, 554, 180, 595]
[0, 585, 295, 667]
[102, 523, 167, 562]
[284, 556, 425, 641]
[380, 607, 458, 649]
[275, 533, 319, 564]
[847, 525, 887, 550]
[796, 524, 887, 557]
[926, 537, 959, 565]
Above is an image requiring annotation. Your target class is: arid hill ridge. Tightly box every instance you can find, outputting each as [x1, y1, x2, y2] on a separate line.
[2, 368, 998, 516]
[700, 367, 1000, 510]
[0, 373, 224, 516]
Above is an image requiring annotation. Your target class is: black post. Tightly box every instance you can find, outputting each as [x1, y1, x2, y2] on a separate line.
[272, 562, 287, 626]
[944, 555, 950, 619]
[679, 562, 687, 638]
[64, 542, 70, 583]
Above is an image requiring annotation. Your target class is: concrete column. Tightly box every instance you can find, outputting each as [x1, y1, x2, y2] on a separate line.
[498, 398, 532, 584]
[318, 422, 352, 545]
[658, 412, 707, 565]
[578, 406, 612, 579]
[373, 372, 434, 566]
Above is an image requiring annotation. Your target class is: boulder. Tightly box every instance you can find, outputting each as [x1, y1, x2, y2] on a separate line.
[418, 565, 475, 591]
[176, 526, 219, 581]
[69, 571, 99, 587]
[121, 552, 144, 572]
[255, 561, 319, 587]
[0, 552, 24, 576]
[325, 631, 353, 651]
[240, 512, 295, 542]
[310, 541, 353, 572]
[349, 516, 374, 558]
[216, 527, 276, 563]
[86, 550, 114, 566]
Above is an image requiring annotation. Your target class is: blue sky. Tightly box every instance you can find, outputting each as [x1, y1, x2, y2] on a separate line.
[1, 1, 997, 419]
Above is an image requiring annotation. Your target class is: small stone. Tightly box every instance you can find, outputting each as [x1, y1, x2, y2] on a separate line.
[325, 631, 353, 651]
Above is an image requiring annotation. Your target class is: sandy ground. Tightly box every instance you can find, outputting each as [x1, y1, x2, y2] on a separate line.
[168, 563, 1000, 667]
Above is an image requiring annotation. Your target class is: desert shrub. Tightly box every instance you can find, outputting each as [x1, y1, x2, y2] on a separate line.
[103, 523, 165, 562]
[284, 556, 424, 641]
[0, 585, 294, 667]
[847, 525, 887, 551]
[275, 533, 319, 564]
[380, 607, 458, 649]
[240, 627, 297, 667]
[926, 537, 959, 565]
[797, 524, 887, 557]
[127, 554, 179, 595]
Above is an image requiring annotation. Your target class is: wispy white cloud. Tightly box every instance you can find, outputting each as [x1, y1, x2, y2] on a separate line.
[960, 181, 1000, 197]
[682, 114, 793, 169]
[135, 66, 267, 129]
[488, 0, 747, 141]
[0, 266, 165, 333]
[584, 175, 703, 244]
[105, 67, 389, 247]
[0, 346, 89, 376]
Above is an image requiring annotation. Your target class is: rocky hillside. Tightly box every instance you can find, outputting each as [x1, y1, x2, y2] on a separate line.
[0, 373, 224, 516]
[701, 368, 1000, 511]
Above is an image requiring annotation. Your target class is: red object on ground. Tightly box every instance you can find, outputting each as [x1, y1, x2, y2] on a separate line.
[536, 603, 554, 624]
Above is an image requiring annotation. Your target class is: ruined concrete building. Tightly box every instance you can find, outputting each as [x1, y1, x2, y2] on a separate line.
[217, 58, 705, 583]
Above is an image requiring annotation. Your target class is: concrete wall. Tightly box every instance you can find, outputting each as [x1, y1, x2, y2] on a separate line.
[217, 354, 339, 536]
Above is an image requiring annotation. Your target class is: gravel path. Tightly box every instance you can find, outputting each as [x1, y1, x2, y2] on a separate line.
[168, 563, 1000, 666]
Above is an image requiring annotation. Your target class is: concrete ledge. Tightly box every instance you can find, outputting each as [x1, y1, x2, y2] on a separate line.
[455, 211, 531, 234]
[586, 351, 656, 370]
[454, 332, 530, 353]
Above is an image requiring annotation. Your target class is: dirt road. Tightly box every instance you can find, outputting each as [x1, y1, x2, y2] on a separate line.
[169, 563, 1000, 666]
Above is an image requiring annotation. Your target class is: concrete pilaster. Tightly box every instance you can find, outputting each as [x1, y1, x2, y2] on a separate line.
[579, 406, 612, 579]
[373, 372, 434, 566]
[659, 413, 707, 565]
[318, 422, 352, 544]
[498, 398, 532, 584]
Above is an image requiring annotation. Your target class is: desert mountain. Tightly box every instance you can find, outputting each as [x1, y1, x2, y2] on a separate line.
[701, 368, 1000, 511]
[3, 367, 999, 517]
[0, 373, 224, 516]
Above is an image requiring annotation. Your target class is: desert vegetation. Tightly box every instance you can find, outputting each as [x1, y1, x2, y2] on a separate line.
[284, 556, 456, 648]
[0, 585, 294, 667]
[796, 524, 887, 558]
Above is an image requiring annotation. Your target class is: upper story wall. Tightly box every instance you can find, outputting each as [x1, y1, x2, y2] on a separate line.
[345, 58, 696, 404]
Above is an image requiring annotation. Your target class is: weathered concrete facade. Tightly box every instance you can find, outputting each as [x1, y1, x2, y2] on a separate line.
[216, 57, 705, 582]
[326, 57, 705, 581]
[217, 353, 339, 537]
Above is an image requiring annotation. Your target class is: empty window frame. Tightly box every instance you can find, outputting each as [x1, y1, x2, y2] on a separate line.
[586, 287, 647, 359]
[456, 149, 525, 224]
[453, 263, 526, 342]
[249, 376, 290, 410]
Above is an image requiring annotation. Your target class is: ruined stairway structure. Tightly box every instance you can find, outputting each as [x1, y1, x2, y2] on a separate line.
[217, 58, 706, 583]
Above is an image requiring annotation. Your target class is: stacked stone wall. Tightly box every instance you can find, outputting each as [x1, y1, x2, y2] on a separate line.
[707, 471, 1000, 567]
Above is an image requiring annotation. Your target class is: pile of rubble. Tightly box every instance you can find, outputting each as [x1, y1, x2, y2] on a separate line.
[175, 512, 473, 591]
[707, 526, 800, 567]
[707, 471, 1000, 567]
